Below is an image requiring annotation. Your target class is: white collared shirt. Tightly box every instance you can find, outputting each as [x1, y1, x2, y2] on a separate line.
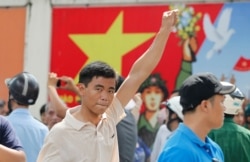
[37, 97, 126, 162]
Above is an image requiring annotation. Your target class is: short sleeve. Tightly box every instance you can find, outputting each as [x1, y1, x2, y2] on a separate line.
[0, 116, 23, 150]
[106, 96, 126, 125]
[158, 147, 194, 162]
[37, 135, 63, 162]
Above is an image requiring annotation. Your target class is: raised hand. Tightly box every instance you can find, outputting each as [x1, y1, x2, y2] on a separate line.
[161, 9, 179, 30]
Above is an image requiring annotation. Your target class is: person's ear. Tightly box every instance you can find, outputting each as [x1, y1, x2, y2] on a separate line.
[200, 100, 209, 113]
[77, 83, 86, 94]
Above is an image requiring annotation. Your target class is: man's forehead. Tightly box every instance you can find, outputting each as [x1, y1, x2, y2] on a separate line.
[91, 77, 116, 85]
[93, 76, 116, 81]
[46, 103, 56, 110]
[94, 84, 116, 90]
[47, 106, 56, 113]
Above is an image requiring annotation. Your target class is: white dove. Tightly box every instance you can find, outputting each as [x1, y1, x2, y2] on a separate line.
[203, 8, 235, 59]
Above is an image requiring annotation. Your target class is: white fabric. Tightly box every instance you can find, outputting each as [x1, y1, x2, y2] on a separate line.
[150, 124, 172, 162]
[37, 97, 125, 162]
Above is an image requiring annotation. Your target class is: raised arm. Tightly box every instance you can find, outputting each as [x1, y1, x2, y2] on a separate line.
[116, 9, 178, 107]
[47, 73, 81, 118]
[58, 76, 81, 97]
[47, 73, 67, 118]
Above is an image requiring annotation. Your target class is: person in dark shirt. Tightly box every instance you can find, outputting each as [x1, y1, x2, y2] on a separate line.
[0, 115, 26, 162]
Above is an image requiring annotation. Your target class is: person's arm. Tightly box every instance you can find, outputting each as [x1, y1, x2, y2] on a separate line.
[130, 93, 142, 122]
[0, 117, 26, 162]
[0, 145, 26, 162]
[116, 10, 178, 107]
[47, 73, 68, 118]
[58, 76, 81, 97]
[47, 73, 81, 118]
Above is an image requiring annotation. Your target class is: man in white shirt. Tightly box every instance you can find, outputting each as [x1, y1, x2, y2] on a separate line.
[37, 9, 179, 162]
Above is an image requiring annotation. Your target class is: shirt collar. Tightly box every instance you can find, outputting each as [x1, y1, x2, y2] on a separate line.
[224, 117, 234, 123]
[10, 108, 30, 115]
[178, 123, 223, 161]
[65, 106, 107, 131]
[178, 123, 210, 147]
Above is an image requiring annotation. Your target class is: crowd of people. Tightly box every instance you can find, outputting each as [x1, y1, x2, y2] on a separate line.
[1, 8, 250, 162]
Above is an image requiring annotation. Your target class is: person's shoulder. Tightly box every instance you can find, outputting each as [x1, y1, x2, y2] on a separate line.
[0, 116, 9, 127]
[159, 124, 168, 131]
[32, 117, 48, 127]
[5, 113, 14, 120]
[236, 124, 250, 136]
[50, 121, 67, 133]
[225, 122, 250, 133]
[47, 122, 70, 139]
[157, 124, 171, 135]
[27, 117, 49, 133]
[164, 130, 187, 149]
[168, 127, 185, 138]
[159, 124, 166, 129]
[159, 144, 194, 162]
[0, 115, 6, 122]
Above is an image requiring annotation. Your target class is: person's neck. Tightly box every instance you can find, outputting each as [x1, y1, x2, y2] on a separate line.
[184, 115, 210, 141]
[73, 106, 102, 126]
[145, 110, 157, 120]
[12, 106, 28, 110]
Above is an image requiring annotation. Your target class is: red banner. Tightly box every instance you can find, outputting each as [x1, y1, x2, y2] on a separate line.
[51, 4, 222, 106]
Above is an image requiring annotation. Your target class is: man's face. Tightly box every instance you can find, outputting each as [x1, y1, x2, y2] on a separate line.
[45, 104, 62, 130]
[208, 95, 226, 129]
[233, 108, 245, 126]
[0, 100, 8, 116]
[168, 113, 180, 131]
[245, 116, 250, 123]
[80, 76, 116, 115]
[40, 112, 47, 125]
[141, 86, 164, 111]
[0, 107, 5, 115]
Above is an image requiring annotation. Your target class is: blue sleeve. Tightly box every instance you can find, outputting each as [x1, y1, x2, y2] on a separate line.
[0, 116, 23, 150]
[158, 147, 194, 162]
[138, 137, 151, 158]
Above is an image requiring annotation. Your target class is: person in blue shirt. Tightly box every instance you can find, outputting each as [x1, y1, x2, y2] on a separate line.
[5, 72, 49, 162]
[0, 115, 26, 162]
[158, 73, 236, 162]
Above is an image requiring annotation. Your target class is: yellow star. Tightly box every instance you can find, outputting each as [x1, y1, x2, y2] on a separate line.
[69, 11, 156, 81]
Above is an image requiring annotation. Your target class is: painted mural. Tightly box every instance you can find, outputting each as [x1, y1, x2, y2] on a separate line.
[50, 2, 250, 150]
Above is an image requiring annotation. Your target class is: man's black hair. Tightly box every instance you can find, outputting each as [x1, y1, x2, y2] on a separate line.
[78, 61, 116, 86]
[40, 103, 46, 116]
[115, 75, 125, 92]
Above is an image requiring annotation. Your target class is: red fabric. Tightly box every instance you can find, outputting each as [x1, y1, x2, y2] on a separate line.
[51, 4, 222, 106]
[234, 56, 250, 71]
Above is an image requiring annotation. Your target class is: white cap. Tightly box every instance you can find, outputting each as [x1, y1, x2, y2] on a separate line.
[162, 96, 183, 120]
